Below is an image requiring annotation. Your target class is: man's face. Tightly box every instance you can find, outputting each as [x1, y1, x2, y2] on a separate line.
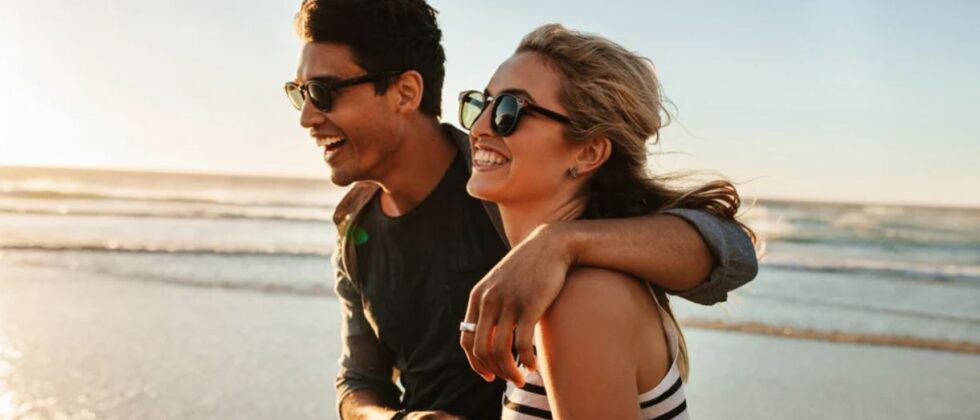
[295, 42, 402, 186]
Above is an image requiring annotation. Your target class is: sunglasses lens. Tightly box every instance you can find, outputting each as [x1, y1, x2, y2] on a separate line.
[492, 95, 520, 135]
[284, 83, 304, 110]
[459, 92, 484, 129]
[307, 82, 333, 112]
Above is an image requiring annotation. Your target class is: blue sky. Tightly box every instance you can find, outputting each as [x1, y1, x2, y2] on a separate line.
[1, 0, 977, 207]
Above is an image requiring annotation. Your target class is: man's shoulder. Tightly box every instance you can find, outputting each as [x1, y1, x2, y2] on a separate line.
[442, 123, 473, 167]
[332, 182, 380, 227]
[441, 122, 467, 144]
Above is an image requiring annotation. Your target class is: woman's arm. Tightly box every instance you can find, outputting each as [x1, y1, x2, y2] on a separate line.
[533, 267, 667, 419]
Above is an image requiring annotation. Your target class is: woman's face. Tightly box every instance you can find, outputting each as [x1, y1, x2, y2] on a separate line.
[466, 52, 584, 206]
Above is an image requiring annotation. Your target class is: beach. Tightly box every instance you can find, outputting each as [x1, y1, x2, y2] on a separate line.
[1, 166, 978, 419]
[1, 264, 978, 419]
[0, 265, 335, 419]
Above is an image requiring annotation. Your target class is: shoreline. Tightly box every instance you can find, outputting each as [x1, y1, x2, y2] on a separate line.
[681, 317, 980, 355]
[4, 258, 978, 355]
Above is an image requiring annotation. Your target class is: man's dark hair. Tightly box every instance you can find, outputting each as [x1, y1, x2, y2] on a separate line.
[295, 0, 446, 117]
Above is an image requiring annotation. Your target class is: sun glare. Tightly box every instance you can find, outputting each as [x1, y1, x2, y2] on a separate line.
[0, 339, 20, 418]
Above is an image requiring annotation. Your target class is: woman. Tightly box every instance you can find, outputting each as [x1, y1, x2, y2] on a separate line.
[458, 24, 753, 419]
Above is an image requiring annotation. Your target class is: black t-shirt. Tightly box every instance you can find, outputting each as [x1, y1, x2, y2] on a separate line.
[356, 152, 508, 419]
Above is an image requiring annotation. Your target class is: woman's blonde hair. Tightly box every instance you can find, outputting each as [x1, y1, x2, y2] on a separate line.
[518, 24, 757, 380]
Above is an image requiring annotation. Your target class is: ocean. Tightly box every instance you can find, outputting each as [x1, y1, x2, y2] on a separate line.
[1, 166, 978, 348]
[1, 166, 979, 419]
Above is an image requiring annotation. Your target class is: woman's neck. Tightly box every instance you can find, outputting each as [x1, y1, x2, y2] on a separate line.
[499, 192, 588, 247]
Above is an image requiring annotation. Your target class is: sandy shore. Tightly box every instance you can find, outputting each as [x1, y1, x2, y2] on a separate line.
[1, 265, 978, 419]
[683, 327, 980, 419]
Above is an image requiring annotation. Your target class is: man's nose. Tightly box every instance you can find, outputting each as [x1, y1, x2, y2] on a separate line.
[299, 96, 325, 129]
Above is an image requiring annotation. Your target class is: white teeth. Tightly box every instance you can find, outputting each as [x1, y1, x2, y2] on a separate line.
[474, 149, 509, 166]
[317, 136, 345, 147]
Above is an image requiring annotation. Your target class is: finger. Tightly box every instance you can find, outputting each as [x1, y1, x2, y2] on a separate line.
[460, 328, 492, 376]
[513, 318, 537, 375]
[460, 329, 494, 381]
[460, 288, 493, 380]
[490, 310, 522, 386]
[473, 291, 502, 382]
[461, 328, 495, 382]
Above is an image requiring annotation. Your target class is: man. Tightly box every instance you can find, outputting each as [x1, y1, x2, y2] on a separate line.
[286, 1, 757, 419]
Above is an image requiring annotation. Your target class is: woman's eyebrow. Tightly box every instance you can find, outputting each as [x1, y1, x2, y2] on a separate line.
[485, 87, 536, 102]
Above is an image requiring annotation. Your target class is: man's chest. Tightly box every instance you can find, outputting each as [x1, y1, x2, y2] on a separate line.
[353, 207, 507, 360]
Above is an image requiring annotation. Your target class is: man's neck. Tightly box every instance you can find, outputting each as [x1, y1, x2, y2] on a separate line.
[376, 119, 457, 217]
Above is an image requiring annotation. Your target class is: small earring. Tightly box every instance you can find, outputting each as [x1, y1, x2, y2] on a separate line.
[568, 167, 579, 178]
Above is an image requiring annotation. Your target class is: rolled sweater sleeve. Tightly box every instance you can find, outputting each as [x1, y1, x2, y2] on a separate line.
[662, 208, 759, 305]
[333, 252, 401, 412]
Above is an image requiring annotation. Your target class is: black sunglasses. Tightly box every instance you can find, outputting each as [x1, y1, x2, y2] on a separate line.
[284, 71, 403, 113]
[458, 90, 571, 136]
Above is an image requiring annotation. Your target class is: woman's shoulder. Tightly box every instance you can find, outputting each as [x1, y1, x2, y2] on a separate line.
[564, 267, 655, 308]
[566, 266, 640, 287]
[542, 267, 659, 338]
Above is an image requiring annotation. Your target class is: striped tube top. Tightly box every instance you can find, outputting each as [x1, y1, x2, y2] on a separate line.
[501, 302, 689, 419]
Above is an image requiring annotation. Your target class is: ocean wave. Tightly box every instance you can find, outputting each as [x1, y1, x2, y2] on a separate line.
[744, 205, 980, 248]
[5, 258, 335, 298]
[761, 255, 980, 283]
[0, 187, 340, 208]
[0, 205, 333, 223]
[0, 243, 333, 257]
[3, 242, 976, 283]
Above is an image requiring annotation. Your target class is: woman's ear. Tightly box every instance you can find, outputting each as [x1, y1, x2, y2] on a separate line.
[571, 136, 612, 176]
[391, 70, 424, 113]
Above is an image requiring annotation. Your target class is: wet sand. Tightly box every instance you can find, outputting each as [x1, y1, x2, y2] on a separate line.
[1, 265, 978, 419]
[0, 265, 339, 419]
[683, 326, 980, 419]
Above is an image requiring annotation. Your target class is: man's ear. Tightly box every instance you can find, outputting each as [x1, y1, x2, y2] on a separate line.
[572, 136, 612, 176]
[390, 70, 424, 113]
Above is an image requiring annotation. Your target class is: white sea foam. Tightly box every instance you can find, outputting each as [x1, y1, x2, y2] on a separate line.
[762, 254, 980, 283]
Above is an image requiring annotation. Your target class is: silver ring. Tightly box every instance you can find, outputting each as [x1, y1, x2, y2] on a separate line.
[459, 322, 477, 333]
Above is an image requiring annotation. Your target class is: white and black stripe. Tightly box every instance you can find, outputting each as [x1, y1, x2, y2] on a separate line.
[501, 303, 689, 419]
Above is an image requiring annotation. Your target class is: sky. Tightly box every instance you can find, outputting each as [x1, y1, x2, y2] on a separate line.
[1, 0, 978, 207]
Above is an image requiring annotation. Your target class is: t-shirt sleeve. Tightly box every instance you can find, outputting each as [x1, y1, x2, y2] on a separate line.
[661, 208, 759, 305]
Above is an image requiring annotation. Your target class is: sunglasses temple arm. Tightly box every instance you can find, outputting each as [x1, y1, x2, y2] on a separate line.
[528, 104, 571, 124]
